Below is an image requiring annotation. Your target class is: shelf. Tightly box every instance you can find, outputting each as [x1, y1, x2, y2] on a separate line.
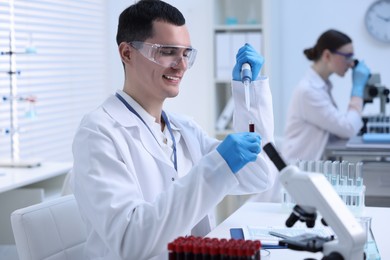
[215, 78, 231, 84]
[213, 0, 263, 135]
[214, 24, 262, 32]
[214, 0, 262, 28]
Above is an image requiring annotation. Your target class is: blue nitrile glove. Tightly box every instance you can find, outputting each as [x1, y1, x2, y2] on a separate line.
[216, 132, 262, 173]
[232, 43, 264, 81]
[351, 60, 371, 98]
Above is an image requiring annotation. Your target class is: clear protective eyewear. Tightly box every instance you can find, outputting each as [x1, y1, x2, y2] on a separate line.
[332, 50, 354, 62]
[129, 41, 197, 69]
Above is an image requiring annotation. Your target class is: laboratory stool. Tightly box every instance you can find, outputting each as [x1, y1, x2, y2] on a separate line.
[10, 195, 86, 260]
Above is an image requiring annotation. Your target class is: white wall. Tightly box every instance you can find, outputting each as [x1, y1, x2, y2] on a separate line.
[108, 0, 390, 139]
[107, 0, 215, 135]
[264, 0, 390, 137]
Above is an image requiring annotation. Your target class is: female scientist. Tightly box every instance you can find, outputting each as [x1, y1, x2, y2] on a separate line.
[282, 29, 371, 161]
[70, 1, 275, 259]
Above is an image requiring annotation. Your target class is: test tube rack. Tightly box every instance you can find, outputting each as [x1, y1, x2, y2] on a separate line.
[282, 160, 366, 215]
[366, 115, 390, 134]
[168, 236, 261, 260]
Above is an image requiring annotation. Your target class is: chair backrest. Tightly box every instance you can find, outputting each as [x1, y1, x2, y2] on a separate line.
[11, 195, 87, 260]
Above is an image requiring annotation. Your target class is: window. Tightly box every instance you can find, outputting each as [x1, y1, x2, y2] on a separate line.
[0, 0, 108, 163]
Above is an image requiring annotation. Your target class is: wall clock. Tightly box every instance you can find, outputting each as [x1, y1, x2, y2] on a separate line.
[364, 0, 390, 43]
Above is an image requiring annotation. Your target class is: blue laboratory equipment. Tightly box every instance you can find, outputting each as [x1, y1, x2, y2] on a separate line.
[363, 115, 390, 143]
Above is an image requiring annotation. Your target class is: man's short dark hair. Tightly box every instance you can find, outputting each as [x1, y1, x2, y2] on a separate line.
[116, 0, 186, 45]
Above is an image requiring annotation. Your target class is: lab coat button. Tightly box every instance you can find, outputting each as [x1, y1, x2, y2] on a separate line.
[171, 177, 175, 181]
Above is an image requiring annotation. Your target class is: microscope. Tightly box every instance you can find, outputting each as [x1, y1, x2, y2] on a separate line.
[363, 73, 389, 115]
[359, 69, 390, 135]
[263, 143, 366, 260]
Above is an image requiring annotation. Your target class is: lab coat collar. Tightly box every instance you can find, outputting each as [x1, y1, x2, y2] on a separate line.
[111, 90, 181, 131]
[102, 95, 141, 127]
[307, 67, 332, 91]
[102, 95, 178, 172]
[114, 90, 182, 147]
[116, 90, 157, 126]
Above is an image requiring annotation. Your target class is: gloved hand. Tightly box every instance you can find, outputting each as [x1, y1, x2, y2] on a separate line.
[232, 43, 264, 81]
[351, 60, 371, 98]
[216, 132, 262, 173]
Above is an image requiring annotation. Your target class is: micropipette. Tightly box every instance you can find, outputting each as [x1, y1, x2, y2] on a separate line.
[241, 63, 252, 111]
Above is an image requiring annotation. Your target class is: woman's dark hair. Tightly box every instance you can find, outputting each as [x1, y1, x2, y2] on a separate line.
[303, 29, 352, 61]
[116, 0, 185, 45]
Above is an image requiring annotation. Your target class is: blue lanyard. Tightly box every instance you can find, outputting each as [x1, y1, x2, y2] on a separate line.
[115, 93, 177, 171]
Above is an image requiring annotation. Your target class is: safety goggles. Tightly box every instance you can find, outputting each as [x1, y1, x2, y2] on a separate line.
[332, 50, 354, 62]
[129, 41, 197, 69]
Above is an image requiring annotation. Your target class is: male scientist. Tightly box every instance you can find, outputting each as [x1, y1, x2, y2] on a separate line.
[70, 0, 275, 259]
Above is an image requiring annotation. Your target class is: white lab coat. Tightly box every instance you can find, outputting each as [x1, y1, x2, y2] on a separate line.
[70, 78, 275, 260]
[281, 68, 363, 162]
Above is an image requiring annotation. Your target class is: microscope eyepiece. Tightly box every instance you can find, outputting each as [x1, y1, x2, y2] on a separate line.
[263, 143, 287, 171]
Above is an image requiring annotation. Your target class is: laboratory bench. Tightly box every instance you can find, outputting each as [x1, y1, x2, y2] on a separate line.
[207, 202, 390, 260]
[0, 162, 72, 246]
[323, 137, 390, 207]
[323, 136, 390, 162]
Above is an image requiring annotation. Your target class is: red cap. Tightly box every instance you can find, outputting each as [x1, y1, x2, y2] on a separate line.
[167, 242, 175, 252]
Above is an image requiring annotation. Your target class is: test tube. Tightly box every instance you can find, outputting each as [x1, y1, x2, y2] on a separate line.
[298, 160, 307, 171]
[323, 160, 332, 182]
[355, 162, 364, 187]
[339, 161, 349, 204]
[348, 163, 356, 186]
[315, 160, 324, 175]
[347, 163, 356, 206]
[340, 161, 349, 186]
[307, 160, 316, 172]
[355, 162, 365, 208]
[331, 161, 340, 187]
[249, 120, 255, 132]
[293, 159, 300, 167]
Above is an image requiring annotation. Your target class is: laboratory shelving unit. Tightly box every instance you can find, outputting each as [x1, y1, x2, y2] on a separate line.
[212, 1, 264, 225]
[213, 0, 264, 140]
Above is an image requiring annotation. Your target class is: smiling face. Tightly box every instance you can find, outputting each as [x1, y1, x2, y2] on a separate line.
[120, 21, 192, 111]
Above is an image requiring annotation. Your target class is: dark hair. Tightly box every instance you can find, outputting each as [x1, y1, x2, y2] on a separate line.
[303, 29, 352, 61]
[116, 0, 186, 45]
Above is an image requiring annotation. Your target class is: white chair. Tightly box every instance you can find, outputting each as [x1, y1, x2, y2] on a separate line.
[10, 195, 87, 260]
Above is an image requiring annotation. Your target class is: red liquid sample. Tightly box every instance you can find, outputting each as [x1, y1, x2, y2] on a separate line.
[249, 123, 255, 132]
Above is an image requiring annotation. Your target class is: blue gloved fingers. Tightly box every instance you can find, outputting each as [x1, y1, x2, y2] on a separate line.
[351, 60, 371, 98]
[247, 141, 261, 154]
[236, 51, 264, 81]
[216, 132, 262, 173]
[242, 133, 261, 153]
[353, 61, 371, 84]
[235, 44, 264, 80]
[232, 43, 264, 81]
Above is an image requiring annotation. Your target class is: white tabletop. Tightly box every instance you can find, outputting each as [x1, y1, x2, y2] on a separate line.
[0, 162, 72, 193]
[207, 202, 390, 260]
